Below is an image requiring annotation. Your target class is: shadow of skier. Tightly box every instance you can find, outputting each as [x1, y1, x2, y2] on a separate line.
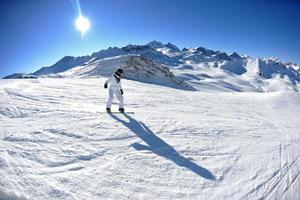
[109, 113, 215, 180]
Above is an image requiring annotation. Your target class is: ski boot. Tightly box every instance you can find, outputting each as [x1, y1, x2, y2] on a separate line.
[106, 108, 111, 113]
[119, 108, 125, 113]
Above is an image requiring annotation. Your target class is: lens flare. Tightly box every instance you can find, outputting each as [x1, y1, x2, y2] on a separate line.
[75, 15, 90, 36]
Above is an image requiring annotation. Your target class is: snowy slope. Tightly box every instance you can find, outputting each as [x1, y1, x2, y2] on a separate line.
[171, 58, 300, 92]
[1, 78, 300, 200]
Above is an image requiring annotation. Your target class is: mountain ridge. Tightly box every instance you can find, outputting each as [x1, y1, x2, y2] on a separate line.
[3, 41, 300, 92]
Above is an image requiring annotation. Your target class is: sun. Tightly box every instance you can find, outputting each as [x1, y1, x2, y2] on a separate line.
[75, 15, 90, 36]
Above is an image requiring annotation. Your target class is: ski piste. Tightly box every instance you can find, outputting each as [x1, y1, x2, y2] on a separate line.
[1, 78, 300, 199]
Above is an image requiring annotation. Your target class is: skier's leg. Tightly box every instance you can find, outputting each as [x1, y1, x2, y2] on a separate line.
[116, 90, 124, 109]
[106, 88, 114, 109]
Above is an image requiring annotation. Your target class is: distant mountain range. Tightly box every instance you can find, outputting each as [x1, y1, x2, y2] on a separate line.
[4, 41, 300, 92]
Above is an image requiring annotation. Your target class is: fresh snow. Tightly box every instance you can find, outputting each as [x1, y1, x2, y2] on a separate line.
[1, 78, 300, 199]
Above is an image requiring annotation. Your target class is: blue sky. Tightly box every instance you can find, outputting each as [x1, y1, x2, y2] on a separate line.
[0, 0, 299, 78]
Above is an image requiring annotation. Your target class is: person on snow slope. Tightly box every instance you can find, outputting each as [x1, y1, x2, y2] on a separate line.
[104, 68, 125, 113]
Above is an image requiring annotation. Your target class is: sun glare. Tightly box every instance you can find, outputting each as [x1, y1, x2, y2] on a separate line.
[75, 15, 90, 36]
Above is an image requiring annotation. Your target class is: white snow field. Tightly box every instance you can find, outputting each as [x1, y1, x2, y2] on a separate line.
[1, 78, 300, 200]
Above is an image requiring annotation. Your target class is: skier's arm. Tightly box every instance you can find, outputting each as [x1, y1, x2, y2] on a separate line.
[119, 81, 123, 95]
[104, 77, 111, 88]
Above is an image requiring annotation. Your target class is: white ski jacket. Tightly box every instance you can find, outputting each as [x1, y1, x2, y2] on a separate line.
[105, 76, 122, 91]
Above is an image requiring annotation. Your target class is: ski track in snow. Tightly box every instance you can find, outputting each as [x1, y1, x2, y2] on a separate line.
[0, 78, 300, 200]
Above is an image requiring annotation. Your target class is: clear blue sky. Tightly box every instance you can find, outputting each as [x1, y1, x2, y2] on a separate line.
[1, 0, 299, 78]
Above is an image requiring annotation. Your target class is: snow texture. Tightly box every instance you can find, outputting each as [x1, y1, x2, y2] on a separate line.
[0, 78, 300, 199]
[0, 188, 27, 200]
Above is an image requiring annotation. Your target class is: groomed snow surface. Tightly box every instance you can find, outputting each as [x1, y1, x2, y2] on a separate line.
[0, 78, 300, 200]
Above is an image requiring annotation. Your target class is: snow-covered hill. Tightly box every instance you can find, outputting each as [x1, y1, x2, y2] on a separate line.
[33, 56, 91, 76]
[3, 73, 37, 79]
[4, 41, 300, 92]
[58, 55, 192, 90]
[0, 78, 300, 199]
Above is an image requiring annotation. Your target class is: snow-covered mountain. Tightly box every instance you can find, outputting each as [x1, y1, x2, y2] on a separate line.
[4, 41, 300, 92]
[2, 73, 37, 79]
[147, 41, 181, 55]
[58, 55, 192, 90]
[33, 56, 91, 76]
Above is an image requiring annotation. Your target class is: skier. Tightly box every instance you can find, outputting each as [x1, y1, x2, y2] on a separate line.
[104, 68, 125, 113]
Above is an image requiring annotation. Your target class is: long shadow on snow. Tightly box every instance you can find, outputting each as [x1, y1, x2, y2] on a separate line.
[109, 113, 215, 180]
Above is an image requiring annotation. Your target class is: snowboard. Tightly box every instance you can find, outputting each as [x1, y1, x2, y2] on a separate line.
[98, 112, 134, 114]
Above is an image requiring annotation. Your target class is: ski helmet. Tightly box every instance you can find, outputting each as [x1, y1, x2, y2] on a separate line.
[114, 68, 124, 78]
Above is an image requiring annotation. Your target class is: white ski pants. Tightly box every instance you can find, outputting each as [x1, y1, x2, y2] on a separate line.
[106, 88, 124, 109]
